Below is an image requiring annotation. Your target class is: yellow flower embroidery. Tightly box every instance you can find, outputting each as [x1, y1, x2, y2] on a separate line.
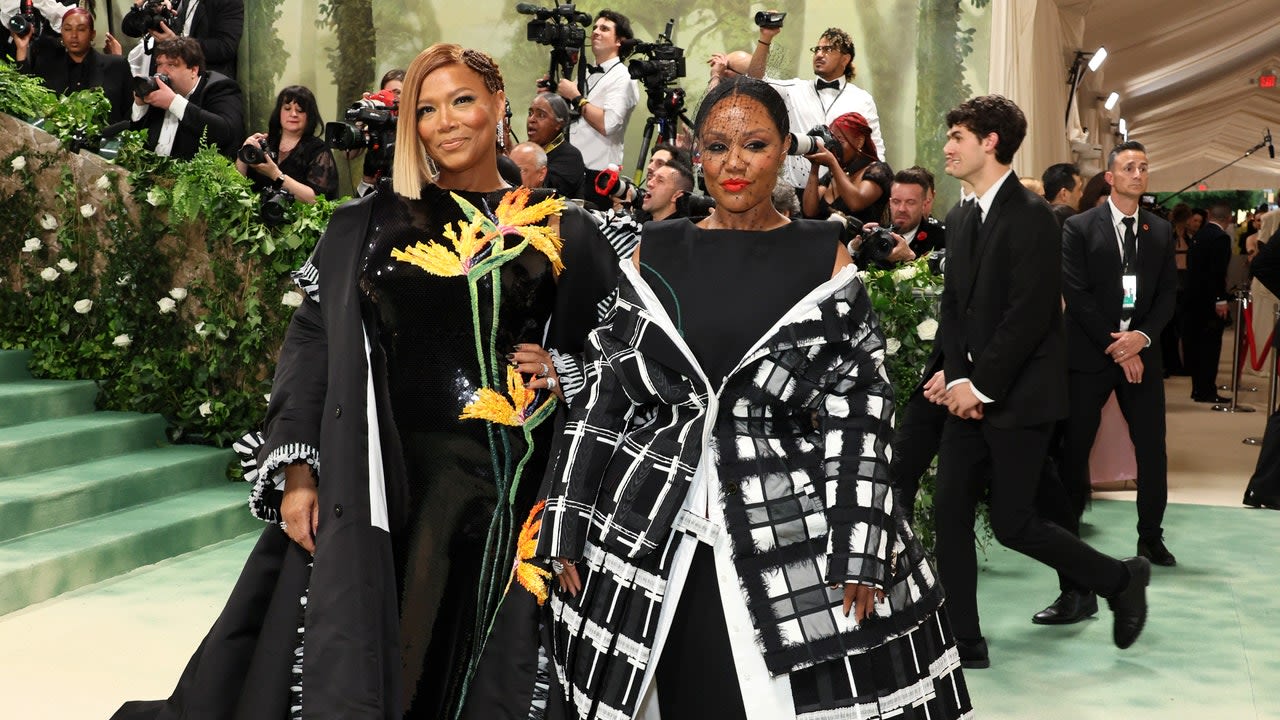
[492, 187, 566, 275]
[507, 499, 552, 605]
[390, 216, 490, 277]
[459, 365, 536, 426]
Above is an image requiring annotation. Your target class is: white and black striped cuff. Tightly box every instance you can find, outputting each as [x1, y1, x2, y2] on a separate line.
[290, 257, 320, 303]
[549, 349, 586, 406]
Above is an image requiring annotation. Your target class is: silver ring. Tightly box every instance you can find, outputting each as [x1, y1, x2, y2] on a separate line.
[539, 362, 549, 377]
[280, 521, 288, 531]
[551, 559, 565, 575]
[546, 376, 557, 391]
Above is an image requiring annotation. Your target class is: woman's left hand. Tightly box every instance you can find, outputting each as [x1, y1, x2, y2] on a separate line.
[510, 343, 564, 400]
[843, 582, 885, 624]
[804, 145, 839, 170]
[253, 153, 279, 178]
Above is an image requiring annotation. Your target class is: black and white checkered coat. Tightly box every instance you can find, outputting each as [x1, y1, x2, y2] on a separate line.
[537, 260, 944, 717]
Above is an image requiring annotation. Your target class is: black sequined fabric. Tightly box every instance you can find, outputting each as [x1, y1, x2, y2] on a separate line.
[360, 185, 557, 719]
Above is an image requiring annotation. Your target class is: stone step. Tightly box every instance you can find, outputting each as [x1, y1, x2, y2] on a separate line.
[0, 379, 99, 428]
[0, 445, 234, 542]
[0, 412, 167, 479]
[0, 484, 262, 616]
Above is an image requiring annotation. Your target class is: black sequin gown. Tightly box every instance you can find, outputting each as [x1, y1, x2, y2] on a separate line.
[361, 186, 558, 719]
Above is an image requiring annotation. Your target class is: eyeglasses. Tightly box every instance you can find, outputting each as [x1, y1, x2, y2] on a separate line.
[810, 45, 840, 55]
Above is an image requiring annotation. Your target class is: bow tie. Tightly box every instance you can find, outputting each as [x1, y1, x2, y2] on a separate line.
[816, 78, 840, 91]
[587, 64, 605, 74]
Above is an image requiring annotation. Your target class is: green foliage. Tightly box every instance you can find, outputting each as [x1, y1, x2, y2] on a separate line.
[2, 97, 337, 451]
[0, 59, 57, 120]
[1155, 190, 1267, 212]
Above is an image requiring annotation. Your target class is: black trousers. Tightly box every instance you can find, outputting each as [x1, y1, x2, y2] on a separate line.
[1186, 308, 1225, 398]
[1061, 360, 1168, 540]
[889, 386, 948, 511]
[934, 418, 1125, 640]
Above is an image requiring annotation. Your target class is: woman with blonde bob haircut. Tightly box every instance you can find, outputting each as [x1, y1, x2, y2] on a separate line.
[112, 44, 615, 720]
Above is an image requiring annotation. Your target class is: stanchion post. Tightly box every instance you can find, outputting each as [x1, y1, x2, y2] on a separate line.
[1215, 288, 1255, 413]
[1244, 304, 1279, 445]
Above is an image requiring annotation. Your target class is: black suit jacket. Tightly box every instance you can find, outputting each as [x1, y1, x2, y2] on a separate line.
[1185, 221, 1232, 316]
[134, 71, 244, 159]
[939, 172, 1067, 428]
[20, 47, 133, 124]
[122, 0, 244, 78]
[1061, 203, 1177, 372]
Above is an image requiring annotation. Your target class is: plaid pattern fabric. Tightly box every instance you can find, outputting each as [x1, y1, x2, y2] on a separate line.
[538, 264, 949, 718]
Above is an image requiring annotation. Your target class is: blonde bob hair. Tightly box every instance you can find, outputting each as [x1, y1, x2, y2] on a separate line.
[393, 44, 505, 199]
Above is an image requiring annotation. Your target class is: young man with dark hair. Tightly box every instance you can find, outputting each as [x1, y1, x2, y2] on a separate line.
[747, 16, 885, 191]
[130, 36, 244, 159]
[931, 94, 1151, 669]
[1042, 162, 1083, 226]
[552, 8, 639, 210]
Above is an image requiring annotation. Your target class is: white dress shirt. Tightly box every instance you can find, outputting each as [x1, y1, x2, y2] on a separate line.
[568, 57, 639, 170]
[766, 75, 886, 189]
[1106, 196, 1152, 341]
[131, 76, 201, 157]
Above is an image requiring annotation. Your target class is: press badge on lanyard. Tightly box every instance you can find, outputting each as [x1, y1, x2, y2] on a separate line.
[1122, 274, 1138, 311]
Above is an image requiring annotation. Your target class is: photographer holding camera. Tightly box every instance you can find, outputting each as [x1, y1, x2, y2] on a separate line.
[121, 0, 242, 79]
[2, 0, 70, 61]
[347, 69, 404, 197]
[747, 13, 885, 194]
[801, 111, 892, 224]
[235, 85, 337, 204]
[130, 36, 243, 159]
[9, 6, 132, 124]
[890, 166, 947, 257]
[549, 9, 639, 210]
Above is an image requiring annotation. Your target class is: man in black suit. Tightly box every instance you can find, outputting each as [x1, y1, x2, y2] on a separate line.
[121, 0, 243, 79]
[9, 7, 133, 124]
[1042, 162, 1082, 227]
[130, 37, 243, 160]
[1035, 142, 1178, 627]
[1185, 203, 1234, 401]
[933, 95, 1150, 668]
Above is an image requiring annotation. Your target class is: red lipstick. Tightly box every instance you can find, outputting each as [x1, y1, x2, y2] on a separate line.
[720, 179, 749, 192]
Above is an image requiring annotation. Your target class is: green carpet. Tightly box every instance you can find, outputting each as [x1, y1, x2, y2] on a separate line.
[963, 499, 1280, 719]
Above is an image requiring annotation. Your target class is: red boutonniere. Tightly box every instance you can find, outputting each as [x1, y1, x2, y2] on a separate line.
[1142, 224, 1149, 231]
[918, 231, 928, 241]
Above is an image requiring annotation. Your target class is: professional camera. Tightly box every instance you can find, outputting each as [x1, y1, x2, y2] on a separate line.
[132, 73, 171, 97]
[628, 21, 686, 91]
[137, 0, 180, 33]
[238, 138, 277, 166]
[787, 124, 844, 161]
[517, 2, 590, 87]
[753, 11, 786, 28]
[839, 216, 898, 266]
[324, 89, 399, 179]
[258, 188, 294, 227]
[594, 165, 638, 203]
[8, 0, 41, 39]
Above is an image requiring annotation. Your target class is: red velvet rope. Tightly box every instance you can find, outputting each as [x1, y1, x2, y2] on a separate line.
[1238, 302, 1276, 372]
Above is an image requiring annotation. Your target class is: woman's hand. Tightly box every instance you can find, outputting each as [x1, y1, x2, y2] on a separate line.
[510, 343, 564, 400]
[103, 33, 122, 55]
[281, 463, 319, 554]
[842, 582, 885, 624]
[804, 145, 839, 170]
[554, 558, 582, 597]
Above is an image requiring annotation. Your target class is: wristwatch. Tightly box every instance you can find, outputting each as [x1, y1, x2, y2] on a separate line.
[271, 173, 286, 190]
[573, 95, 588, 111]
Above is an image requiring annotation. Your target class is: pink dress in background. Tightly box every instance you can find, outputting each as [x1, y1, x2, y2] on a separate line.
[1089, 392, 1138, 489]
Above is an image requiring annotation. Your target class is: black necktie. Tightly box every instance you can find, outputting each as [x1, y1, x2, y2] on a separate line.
[816, 78, 840, 91]
[587, 64, 605, 74]
[1121, 216, 1137, 272]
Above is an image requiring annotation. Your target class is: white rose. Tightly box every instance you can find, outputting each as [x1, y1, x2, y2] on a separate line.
[281, 290, 304, 307]
[892, 265, 918, 282]
[916, 318, 939, 341]
[80, 204, 96, 218]
[198, 401, 213, 417]
[57, 258, 77, 273]
[194, 321, 210, 337]
[40, 213, 58, 230]
[73, 299, 93, 314]
[95, 175, 111, 191]
[168, 287, 188, 301]
[40, 267, 60, 281]
[886, 337, 902, 356]
[157, 297, 177, 313]
[11, 155, 26, 171]
[112, 334, 132, 347]
[22, 237, 41, 252]
[146, 188, 163, 207]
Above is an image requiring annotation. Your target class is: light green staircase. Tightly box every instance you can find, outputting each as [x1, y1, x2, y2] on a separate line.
[0, 349, 260, 615]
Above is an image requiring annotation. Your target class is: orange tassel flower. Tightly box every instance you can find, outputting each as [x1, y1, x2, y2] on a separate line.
[507, 499, 552, 605]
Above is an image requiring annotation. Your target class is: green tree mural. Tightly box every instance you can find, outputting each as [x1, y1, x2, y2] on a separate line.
[241, 0, 287, 134]
[320, 0, 376, 115]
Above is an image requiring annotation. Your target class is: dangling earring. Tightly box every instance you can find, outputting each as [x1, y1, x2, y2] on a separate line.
[425, 152, 439, 180]
[496, 119, 505, 149]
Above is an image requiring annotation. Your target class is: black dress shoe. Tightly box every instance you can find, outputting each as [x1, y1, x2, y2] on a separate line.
[1107, 556, 1151, 649]
[955, 636, 989, 669]
[1243, 490, 1280, 509]
[1137, 537, 1177, 567]
[1032, 590, 1099, 625]
[1191, 394, 1231, 403]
